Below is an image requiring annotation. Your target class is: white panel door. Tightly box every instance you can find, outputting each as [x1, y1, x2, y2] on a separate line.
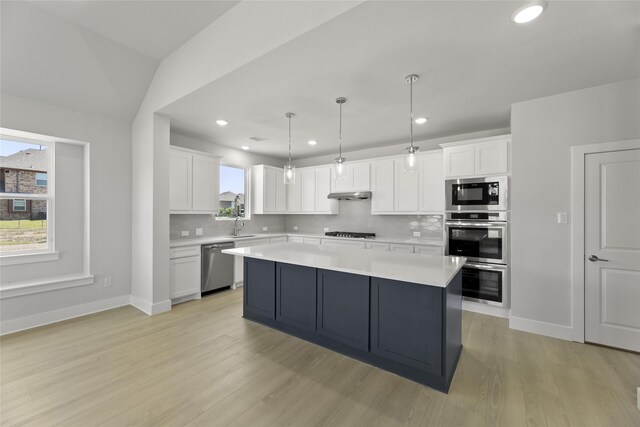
[394, 158, 419, 212]
[418, 152, 444, 212]
[475, 139, 509, 176]
[287, 170, 302, 212]
[315, 167, 332, 213]
[274, 168, 287, 212]
[301, 169, 316, 212]
[352, 162, 370, 191]
[585, 149, 640, 352]
[169, 149, 192, 211]
[371, 159, 394, 213]
[192, 155, 219, 212]
[444, 146, 475, 178]
[331, 165, 352, 193]
[170, 255, 201, 299]
[263, 167, 277, 213]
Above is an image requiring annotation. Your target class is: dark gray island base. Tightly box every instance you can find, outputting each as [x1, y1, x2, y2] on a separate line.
[242, 258, 463, 393]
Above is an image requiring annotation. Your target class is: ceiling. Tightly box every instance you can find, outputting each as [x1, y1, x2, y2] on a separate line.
[162, 1, 640, 160]
[0, 1, 238, 123]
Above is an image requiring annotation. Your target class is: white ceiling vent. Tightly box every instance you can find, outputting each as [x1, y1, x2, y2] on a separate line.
[248, 135, 267, 142]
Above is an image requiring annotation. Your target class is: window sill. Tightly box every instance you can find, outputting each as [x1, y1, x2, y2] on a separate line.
[0, 274, 94, 299]
[0, 251, 60, 266]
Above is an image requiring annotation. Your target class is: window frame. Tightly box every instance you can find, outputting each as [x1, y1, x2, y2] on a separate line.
[215, 163, 251, 221]
[0, 134, 55, 257]
[11, 199, 28, 212]
[35, 172, 47, 187]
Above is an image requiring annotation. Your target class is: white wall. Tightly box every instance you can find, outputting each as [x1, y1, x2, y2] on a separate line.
[0, 94, 132, 326]
[510, 78, 640, 339]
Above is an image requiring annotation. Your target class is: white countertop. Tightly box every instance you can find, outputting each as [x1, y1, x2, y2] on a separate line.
[170, 232, 443, 248]
[222, 242, 464, 288]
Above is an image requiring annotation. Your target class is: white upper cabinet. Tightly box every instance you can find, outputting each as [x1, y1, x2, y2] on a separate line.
[301, 169, 316, 212]
[371, 159, 395, 213]
[275, 166, 337, 215]
[331, 161, 370, 192]
[286, 169, 302, 213]
[315, 167, 337, 214]
[170, 147, 220, 214]
[441, 135, 510, 178]
[394, 158, 419, 212]
[252, 165, 287, 214]
[418, 151, 444, 212]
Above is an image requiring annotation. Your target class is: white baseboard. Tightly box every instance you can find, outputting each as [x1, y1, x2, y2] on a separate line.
[462, 300, 509, 318]
[0, 295, 131, 336]
[130, 296, 171, 316]
[509, 315, 576, 341]
[171, 293, 200, 305]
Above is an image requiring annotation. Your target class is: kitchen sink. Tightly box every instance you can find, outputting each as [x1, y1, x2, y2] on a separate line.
[230, 234, 257, 239]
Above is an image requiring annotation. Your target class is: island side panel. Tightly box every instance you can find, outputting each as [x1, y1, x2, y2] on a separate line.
[317, 269, 370, 351]
[370, 278, 443, 375]
[276, 262, 317, 332]
[243, 258, 276, 321]
[444, 270, 463, 387]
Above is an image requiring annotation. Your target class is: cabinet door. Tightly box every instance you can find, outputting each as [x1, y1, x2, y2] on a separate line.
[243, 258, 276, 320]
[287, 170, 302, 212]
[371, 278, 442, 374]
[317, 269, 370, 351]
[444, 146, 475, 178]
[170, 255, 201, 299]
[288, 236, 304, 243]
[418, 152, 444, 212]
[414, 245, 443, 255]
[274, 168, 287, 212]
[322, 239, 365, 249]
[303, 237, 321, 245]
[301, 169, 316, 212]
[352, 162, 370, 191]
[169, 149, 192, 211]
[475, 139, 509, 176]
[192, 155, 219, 212]
[389, 243, 414, 253]
[394, 158, 419, 212]
[331, 165, 352, 193]
[276, 263, 317, 332]
[263, 167, 277, 213]
[371, 159, 394, 213]
[315, 167, 334, 213]
[365, 242, 390, 251]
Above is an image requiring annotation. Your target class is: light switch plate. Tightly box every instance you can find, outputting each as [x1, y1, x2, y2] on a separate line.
[293, 226, 298, 231]
[181, 230, 189, 237]
[262, 226, 268, 231]
[324, 227, 330, 232]
[195, 228, 203, 236]
[413, 231, 421, 237]
[557, 212, 568, 224]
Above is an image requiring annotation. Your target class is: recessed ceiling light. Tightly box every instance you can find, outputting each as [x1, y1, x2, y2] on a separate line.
[308, 140, 318, 146]
[216, 119, 229, 126]
[240, 145, 250, 151]
[512, 1, 546, 24]
[414, 117, 428, 125]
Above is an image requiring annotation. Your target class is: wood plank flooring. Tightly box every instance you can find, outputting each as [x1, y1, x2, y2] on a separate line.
[1, 288, 639, 426]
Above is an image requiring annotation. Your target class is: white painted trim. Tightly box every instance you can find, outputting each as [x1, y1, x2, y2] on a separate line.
[0, 250, 59, 266]
[462, 300, 509, 318]
[570, 139, 640, 343]
[509, 315, 576, 341]
[130, 296, 172, 316]
[438, 133, 511, 149]
[170, 293, 201, 305]
[0, 274, 94, 299]
[0, 294, 130, 335]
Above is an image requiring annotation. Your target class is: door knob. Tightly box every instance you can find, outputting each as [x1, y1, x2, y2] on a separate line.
[588, 255, 609, 262]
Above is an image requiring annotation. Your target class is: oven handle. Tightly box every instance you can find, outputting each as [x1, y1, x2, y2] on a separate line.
[464, 262, 508, 271]
[445, 221, 508, 228]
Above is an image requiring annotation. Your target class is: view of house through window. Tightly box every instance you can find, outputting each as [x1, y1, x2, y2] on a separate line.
[218, 165, 246, 218]
[0, 137, 51, 253]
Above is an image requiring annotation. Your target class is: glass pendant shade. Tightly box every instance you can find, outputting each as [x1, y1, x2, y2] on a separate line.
[404, 146, 420, 173]
[333, 157, 347, 180]
[284, 163, 295, 184]
[403, 74, 420, 174]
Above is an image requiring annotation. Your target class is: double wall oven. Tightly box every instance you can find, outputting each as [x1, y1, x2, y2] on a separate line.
[445, 176, 509, 307]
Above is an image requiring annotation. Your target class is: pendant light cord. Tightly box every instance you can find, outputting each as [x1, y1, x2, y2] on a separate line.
[409, 78, 414, 149]
[338, 101, 343, 159]
[288, 114, 292, 165]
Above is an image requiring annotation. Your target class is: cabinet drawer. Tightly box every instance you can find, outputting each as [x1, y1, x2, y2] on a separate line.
[365, 242, 390, 251]
[170, 245, 200, 259]
[323, 239, 365, 248]
[389, 243, 414, 253]
[414, 245, 443, 255]
[288, 236, 304, 244]
[270, 236, 288, 244]
[303, 237, 322, 245]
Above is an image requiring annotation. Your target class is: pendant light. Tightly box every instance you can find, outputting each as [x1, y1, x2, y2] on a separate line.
[284, 112, 295, 185]
[333, 97, 347, 180]
[403, 74, 420, 173]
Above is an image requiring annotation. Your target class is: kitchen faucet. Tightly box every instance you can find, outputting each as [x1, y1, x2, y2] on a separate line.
[232, 216, 244, 237]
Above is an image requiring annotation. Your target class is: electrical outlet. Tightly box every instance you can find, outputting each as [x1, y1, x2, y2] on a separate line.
[181, 230, 189, 237]
[324, 227, 330, 232]
[413, 231, 421, 237]
[557, 212, 568, 224]
[104, 277, 112, 287]
[262, 226, 268, 231]
[195, 228, 203, 236]
[293, 226, 298, 231]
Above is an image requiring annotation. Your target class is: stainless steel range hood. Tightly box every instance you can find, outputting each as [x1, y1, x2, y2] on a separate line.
[327, 191, 372, 200]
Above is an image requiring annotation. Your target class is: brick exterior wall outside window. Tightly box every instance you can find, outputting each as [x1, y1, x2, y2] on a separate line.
[0, 169, 48, 220]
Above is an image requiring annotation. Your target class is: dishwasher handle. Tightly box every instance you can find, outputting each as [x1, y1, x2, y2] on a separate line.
[203, 242, 235, 250]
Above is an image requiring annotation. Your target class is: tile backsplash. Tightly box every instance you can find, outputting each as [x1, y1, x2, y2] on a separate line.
[170, 214, 286, 240]
[285, 200, 443, 241]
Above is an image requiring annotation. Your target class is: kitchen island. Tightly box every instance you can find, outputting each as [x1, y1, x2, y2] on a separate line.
[222, 242, 465, 393]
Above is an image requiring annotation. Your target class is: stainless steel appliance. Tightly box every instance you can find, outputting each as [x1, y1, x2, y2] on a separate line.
[201, 242, 235, 293]
[327, 191, 372, 200]
[324, 231, 376, 239]
[445, 212, 509, 307]
[445, 176, 508, 211]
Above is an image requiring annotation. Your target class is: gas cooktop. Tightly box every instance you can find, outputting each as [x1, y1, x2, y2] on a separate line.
[324, 231, 376, 239]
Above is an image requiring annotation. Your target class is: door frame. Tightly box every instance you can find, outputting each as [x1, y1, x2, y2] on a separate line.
[570, 138, 640, 342]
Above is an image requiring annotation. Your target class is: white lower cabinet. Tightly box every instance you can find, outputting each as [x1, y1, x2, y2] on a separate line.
[288, 236, 304, 243]
[389, 243, 414, 253]
[365, 242, 390, 251]
[169, 245, 201, 301]
[303, 237, 322, 245]
[322, 239, 365, 248]
[269, 236, 287, 244]
[414, 245, 443, 255]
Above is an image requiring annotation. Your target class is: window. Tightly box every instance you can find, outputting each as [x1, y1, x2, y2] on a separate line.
[217, 164, 247, 219]
[0, 136, 52, 254]
[36, 172, 47, 187]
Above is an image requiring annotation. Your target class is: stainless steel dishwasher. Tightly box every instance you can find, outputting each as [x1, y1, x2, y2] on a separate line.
[201, 242, 235, 293]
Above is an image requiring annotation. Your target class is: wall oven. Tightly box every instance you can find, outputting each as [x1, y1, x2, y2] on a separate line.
[445, 176, 508, 211]
[445, 212, 509, 307]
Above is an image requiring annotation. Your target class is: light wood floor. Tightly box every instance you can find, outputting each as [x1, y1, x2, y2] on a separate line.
[1, 289, 639, 427]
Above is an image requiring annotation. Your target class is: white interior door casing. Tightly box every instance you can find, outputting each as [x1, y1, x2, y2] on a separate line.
[584, 149, 640, 352]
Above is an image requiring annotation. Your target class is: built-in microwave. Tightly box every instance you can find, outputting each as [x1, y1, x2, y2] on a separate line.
[445, 176, 508, 211]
